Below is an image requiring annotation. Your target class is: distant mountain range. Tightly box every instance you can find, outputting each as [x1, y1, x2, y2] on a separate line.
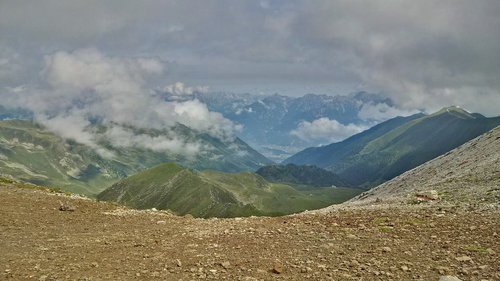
[97, 163, 362, 217]
[284, 107, 500, 187]
[256, 164, 352, 188]
[161, 91, 398, 161]
[0, 120, 271, 195]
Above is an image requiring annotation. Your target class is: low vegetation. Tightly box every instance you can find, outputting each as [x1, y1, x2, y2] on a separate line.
[97, 163, 362, 217]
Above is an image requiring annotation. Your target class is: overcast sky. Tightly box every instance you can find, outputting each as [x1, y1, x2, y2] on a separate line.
[1, 0, 500, 116]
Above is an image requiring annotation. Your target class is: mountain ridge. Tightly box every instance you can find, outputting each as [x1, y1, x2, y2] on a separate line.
[284, 107, 500, 187]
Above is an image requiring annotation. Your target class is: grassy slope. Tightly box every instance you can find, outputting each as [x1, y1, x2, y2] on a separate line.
[333, 108, 500, 186]
[285, 108, 500, 187]
[98, 163, 362, 217]
[283, 114, 425, 167]
[0, 120, 272, 195]
[0, 120, 118, 195]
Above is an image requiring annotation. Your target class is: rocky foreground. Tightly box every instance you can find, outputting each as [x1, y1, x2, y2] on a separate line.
[0, 185, 498, 280]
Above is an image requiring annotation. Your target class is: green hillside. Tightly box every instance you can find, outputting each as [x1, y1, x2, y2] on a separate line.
[97, 163, 362, 218]
[256, 163, 352, 188]
[284, 107, 500, 187]
[0, 120, 272, 195]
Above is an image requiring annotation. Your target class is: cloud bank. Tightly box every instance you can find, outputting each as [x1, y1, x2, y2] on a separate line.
[291, 118, 366, 143]
[1, 49, 240, 157]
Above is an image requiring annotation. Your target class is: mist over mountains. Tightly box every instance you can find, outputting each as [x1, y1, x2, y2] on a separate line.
[160, 89, 417, 161]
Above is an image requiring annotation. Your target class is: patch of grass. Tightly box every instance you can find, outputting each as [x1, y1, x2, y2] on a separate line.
[464, 245, 489, 254]
[0, 177, 15, 184]
[378, 226, 394, 232]
[372, 217, 387, 225]
[405, 218, 425, 226]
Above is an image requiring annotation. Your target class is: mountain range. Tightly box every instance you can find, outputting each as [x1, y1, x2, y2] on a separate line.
[284, 106, 500, 187]
[0, 120, 271, 195]
[161, 91, 398, 161]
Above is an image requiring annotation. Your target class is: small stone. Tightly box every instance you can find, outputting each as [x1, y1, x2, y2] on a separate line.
[478, 265, 488, 270]
[439, 276, 462, 281]
[401, 265, 409, 272]
[58, 202, 75, 212]
[175, 259, 182, 267]
[347, 234, 357, 239]
[38, 276, 48, 281]
[220, 261, 231, 269]
[156, 220, 166, 224]
[485, 248, 495, 254]
[272, 262, 284, 274]
[435, 266, 450, 275]
[455, 256, 472, 262]
[91, 262, 99, 268]
[381, 247, 392, 253]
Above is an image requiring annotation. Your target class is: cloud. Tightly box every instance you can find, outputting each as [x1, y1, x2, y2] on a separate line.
[1, 1, 499, 116]
[290, 118, 366, 143]
[1, 49, 239, 157]
[163, 82, 208, 96]
[103, 125, 202, 158]
[358, 103, 420, 122]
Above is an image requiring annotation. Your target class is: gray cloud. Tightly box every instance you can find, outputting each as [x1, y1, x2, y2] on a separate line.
[0, 0, 499, 116]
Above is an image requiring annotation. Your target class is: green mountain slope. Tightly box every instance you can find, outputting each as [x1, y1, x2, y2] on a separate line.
[97, 163, 363, 217]
[256, 163, 352, 188]
[284, 107, 500, 187]
[0, 120, 272, 195]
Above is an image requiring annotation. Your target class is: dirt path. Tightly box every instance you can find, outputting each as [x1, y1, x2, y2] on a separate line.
[0, 185, 498, 280]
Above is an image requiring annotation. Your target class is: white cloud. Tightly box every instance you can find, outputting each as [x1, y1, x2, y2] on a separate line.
[103, 125, 202, 158]
[358, 103, 420, 122]
[290, 118, 366, 143]
[1, 49, 240, 157]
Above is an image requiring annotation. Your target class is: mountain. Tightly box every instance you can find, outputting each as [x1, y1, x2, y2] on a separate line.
[284, 107, 500, 187]
[256, 164, 352, 188]
[0, 120, 272, 195]
[346, 126, 500, 207]
[161, 91, 397, 161]
[97, 163, 363, 218]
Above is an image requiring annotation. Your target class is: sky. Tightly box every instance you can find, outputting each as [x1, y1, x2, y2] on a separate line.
[0, 1, 499, 154]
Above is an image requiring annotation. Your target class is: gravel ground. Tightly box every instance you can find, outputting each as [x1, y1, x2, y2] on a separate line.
[1, 185, 498, 281]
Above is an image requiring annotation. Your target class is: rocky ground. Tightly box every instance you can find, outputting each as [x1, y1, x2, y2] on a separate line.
[1, 184, 499, 281]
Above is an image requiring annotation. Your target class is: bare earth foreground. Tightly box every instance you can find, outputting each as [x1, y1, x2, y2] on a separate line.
[0, 185, 498, 281]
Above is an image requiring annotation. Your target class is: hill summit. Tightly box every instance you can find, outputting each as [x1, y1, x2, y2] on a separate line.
[97, 163, 362, 217]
